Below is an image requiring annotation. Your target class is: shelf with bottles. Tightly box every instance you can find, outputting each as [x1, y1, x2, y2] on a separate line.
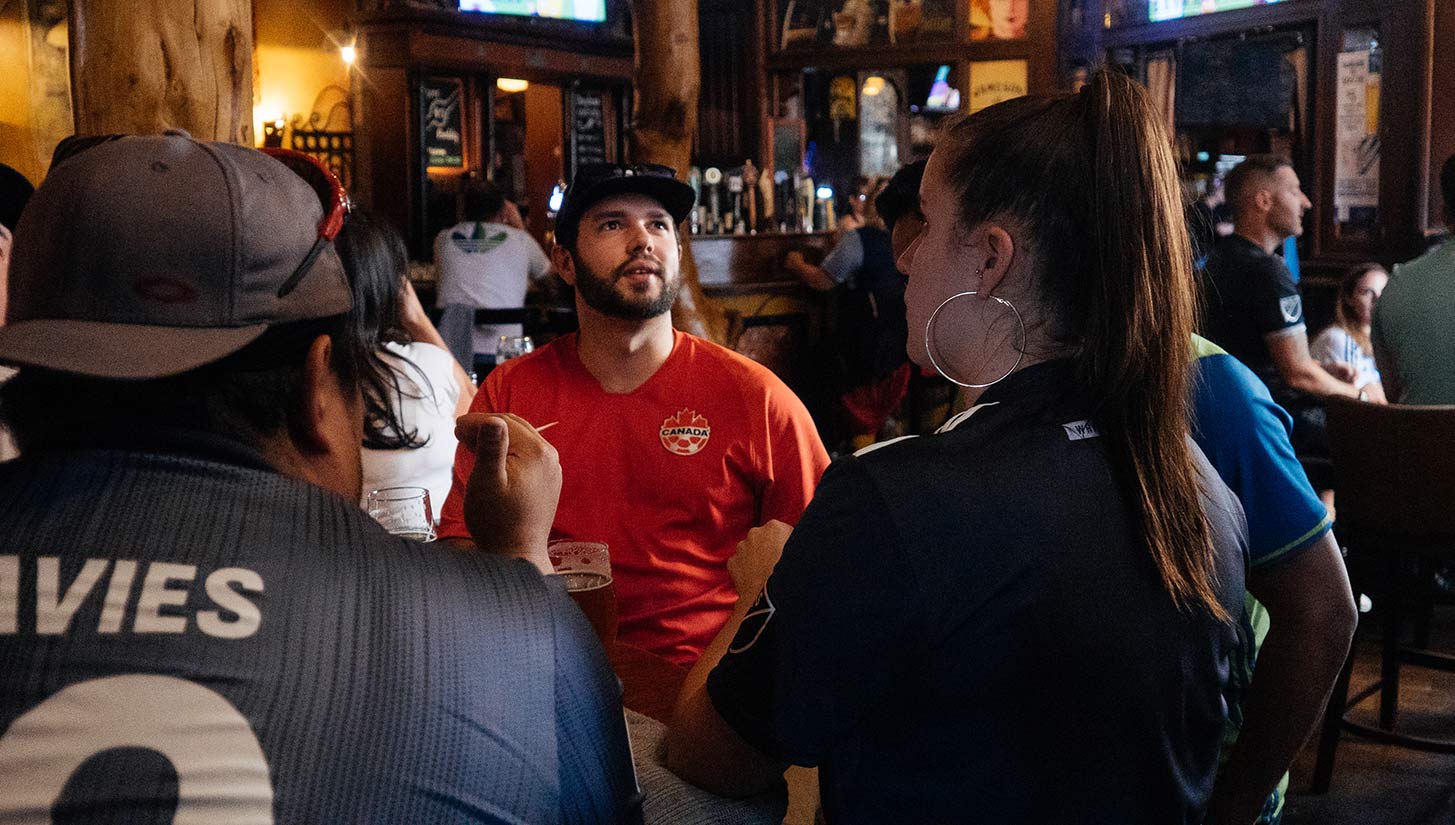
[773, 0, 1030, 61]
[683, 159, 847, 237]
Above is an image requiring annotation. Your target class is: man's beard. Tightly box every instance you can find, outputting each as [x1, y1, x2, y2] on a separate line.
[573, 256, 680, 320]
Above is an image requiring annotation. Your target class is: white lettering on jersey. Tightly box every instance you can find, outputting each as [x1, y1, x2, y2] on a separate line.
[0, 558, 264, 638]
[197, 568, 265, 640]
[0, 556, 16, 634]
[36, 558, 108, 635]
[1062, 420, 1101, 441]
[0, 675, 274, 823]
[98, 559, 138, 633]
[134, 563, 198, 634]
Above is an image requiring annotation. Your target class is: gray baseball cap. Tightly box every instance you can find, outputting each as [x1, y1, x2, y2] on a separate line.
[0, 131, 353, 379]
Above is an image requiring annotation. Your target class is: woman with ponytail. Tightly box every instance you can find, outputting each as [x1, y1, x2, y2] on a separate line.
[668, 69, 1249, 823]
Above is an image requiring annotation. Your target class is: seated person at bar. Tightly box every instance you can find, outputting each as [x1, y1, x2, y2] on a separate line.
[341, 206, 476, 515]
[1311, 262, 1388, 402]
[1199, 155, 1381, 483]
[1372, 153, 1455, 404]
[0, 134, 640, 823]
[434, 180, 552, 371]
[667, 71, 1248, 822]
[876, 150, 1350, 825]
[784, 177, 911, 450]
[439, 162, 829, 666]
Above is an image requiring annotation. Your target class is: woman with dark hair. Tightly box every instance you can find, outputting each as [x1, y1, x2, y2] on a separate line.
[667, 69, 1248, 823]
[1312, 262, 1388, 402]
[338, 207, 476, 517]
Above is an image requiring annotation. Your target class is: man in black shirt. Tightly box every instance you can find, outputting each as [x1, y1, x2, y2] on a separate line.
[1200, 155, 1380, 467]
[0, 133, 640, 823]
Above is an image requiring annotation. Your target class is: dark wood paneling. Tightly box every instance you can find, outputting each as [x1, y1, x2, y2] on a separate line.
[697, 0, 758, 167]
[1427, 0, 1454, 236]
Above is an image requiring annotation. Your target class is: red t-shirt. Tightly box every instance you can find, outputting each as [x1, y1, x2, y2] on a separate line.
[439, 330, 830, 664]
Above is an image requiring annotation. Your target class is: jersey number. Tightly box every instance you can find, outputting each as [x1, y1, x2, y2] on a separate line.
[0, 675, 274, 823]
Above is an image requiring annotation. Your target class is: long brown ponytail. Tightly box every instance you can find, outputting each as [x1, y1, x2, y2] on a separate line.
[939, 69, 1228, 621]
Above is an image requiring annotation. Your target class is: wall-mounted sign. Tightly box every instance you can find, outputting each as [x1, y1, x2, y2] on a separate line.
[968, 60, 1027, 113]
[568, 85, 610, 178]
[420, 77, 464, 168]
[1334, 46, 1381, 226]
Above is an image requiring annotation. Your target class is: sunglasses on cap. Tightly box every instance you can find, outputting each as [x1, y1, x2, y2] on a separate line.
[261, 148, 351, 298]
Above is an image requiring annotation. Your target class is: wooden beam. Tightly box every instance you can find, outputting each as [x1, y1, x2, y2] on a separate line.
[629, 0, 727, 345]
[69, 0, 254, 144]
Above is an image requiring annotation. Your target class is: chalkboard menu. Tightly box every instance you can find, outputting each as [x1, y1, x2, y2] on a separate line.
[568, 84, 609, 177]
[420, 77, 464, 168]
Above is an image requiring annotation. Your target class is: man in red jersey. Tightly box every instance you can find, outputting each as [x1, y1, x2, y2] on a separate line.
[439, 163, 829, 665]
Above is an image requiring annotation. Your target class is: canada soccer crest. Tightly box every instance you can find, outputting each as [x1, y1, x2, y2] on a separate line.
[660, 409, 711, 456]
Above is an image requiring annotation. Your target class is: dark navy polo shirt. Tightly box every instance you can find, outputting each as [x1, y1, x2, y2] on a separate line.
[707, 360, 1248, 824]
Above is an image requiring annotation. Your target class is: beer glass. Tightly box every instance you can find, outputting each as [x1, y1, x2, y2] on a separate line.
[366, 487, 436, 542]
[496, 335, 534, 365]
[548, 540, 618, 648]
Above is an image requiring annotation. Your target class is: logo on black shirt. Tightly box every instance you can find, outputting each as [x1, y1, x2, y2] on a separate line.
[1280, 295, 1303, 324]
[728, 585, 776, 654]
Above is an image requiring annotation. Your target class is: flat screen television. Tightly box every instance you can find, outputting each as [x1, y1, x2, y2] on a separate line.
[1149, 0, 1284, 23]
[459, 0, 606, 23]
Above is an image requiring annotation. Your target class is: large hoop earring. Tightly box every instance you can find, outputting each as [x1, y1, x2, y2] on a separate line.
[924, 291, 1026, 389]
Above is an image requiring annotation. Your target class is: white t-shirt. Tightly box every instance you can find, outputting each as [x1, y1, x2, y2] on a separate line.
[1311, 324, 1380, 391]
[433, 221, 551, 356]
[360, 341, 464, 521]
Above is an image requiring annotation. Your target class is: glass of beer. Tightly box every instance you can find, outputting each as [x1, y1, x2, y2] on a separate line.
[365, 487, 436, 542]
[548, 540, 618, 648]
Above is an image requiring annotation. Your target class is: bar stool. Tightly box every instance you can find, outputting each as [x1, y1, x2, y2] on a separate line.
[1311, 397, 1455, 792]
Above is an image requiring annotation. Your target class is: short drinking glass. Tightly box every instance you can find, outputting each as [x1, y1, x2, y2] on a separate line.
[366, 486, 435, 542]
[548, 540, 618, 648]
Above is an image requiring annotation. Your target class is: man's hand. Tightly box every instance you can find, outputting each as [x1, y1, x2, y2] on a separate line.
[1323, 360, 1358, 384]
[729, 521, 792, 599]
[1359, 382, 1388, 405]
[456, 413, 560, 572]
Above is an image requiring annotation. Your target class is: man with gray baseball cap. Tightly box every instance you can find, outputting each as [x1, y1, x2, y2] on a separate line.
[0, 133, 641, 823]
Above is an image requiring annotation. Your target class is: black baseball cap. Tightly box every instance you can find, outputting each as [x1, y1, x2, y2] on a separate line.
[554, 162, 696, 249]
[0, 162, 33, 234]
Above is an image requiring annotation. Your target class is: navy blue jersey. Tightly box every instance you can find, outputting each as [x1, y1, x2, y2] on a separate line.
[1200, 234, 1305, 404]
[0, 433, 642, 823]
[708, 361, 1248, 823]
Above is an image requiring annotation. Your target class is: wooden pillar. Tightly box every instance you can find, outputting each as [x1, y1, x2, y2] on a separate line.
[630, 0, 726, 345]
[68, 0, 253, 144]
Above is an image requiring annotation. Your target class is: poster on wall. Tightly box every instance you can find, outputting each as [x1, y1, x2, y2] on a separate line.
[969, 60, 1028, 113]
[1333, 48, 1381, 225]
[420, 77, 464, 168]
[970, 0, 1029, 40]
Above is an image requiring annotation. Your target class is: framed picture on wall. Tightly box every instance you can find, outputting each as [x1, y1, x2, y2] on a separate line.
[969, 0, 1029, 41]
[968, 60, 1028, 113]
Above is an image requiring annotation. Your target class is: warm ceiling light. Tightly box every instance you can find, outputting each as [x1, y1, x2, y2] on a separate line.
[341, 44, 357, 65]
[862, 76, 885, 97]
[496, 78, 530, 93]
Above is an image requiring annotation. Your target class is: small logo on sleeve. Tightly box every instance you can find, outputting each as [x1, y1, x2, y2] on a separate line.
[1280, 295, 1303, 324]
[660, 409, 711, 456]
[1063, 420, 1100, 441]
[728, 586, 776, 654]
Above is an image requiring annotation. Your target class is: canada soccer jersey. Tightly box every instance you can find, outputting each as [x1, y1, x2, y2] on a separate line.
[439, 330, 829, 665]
